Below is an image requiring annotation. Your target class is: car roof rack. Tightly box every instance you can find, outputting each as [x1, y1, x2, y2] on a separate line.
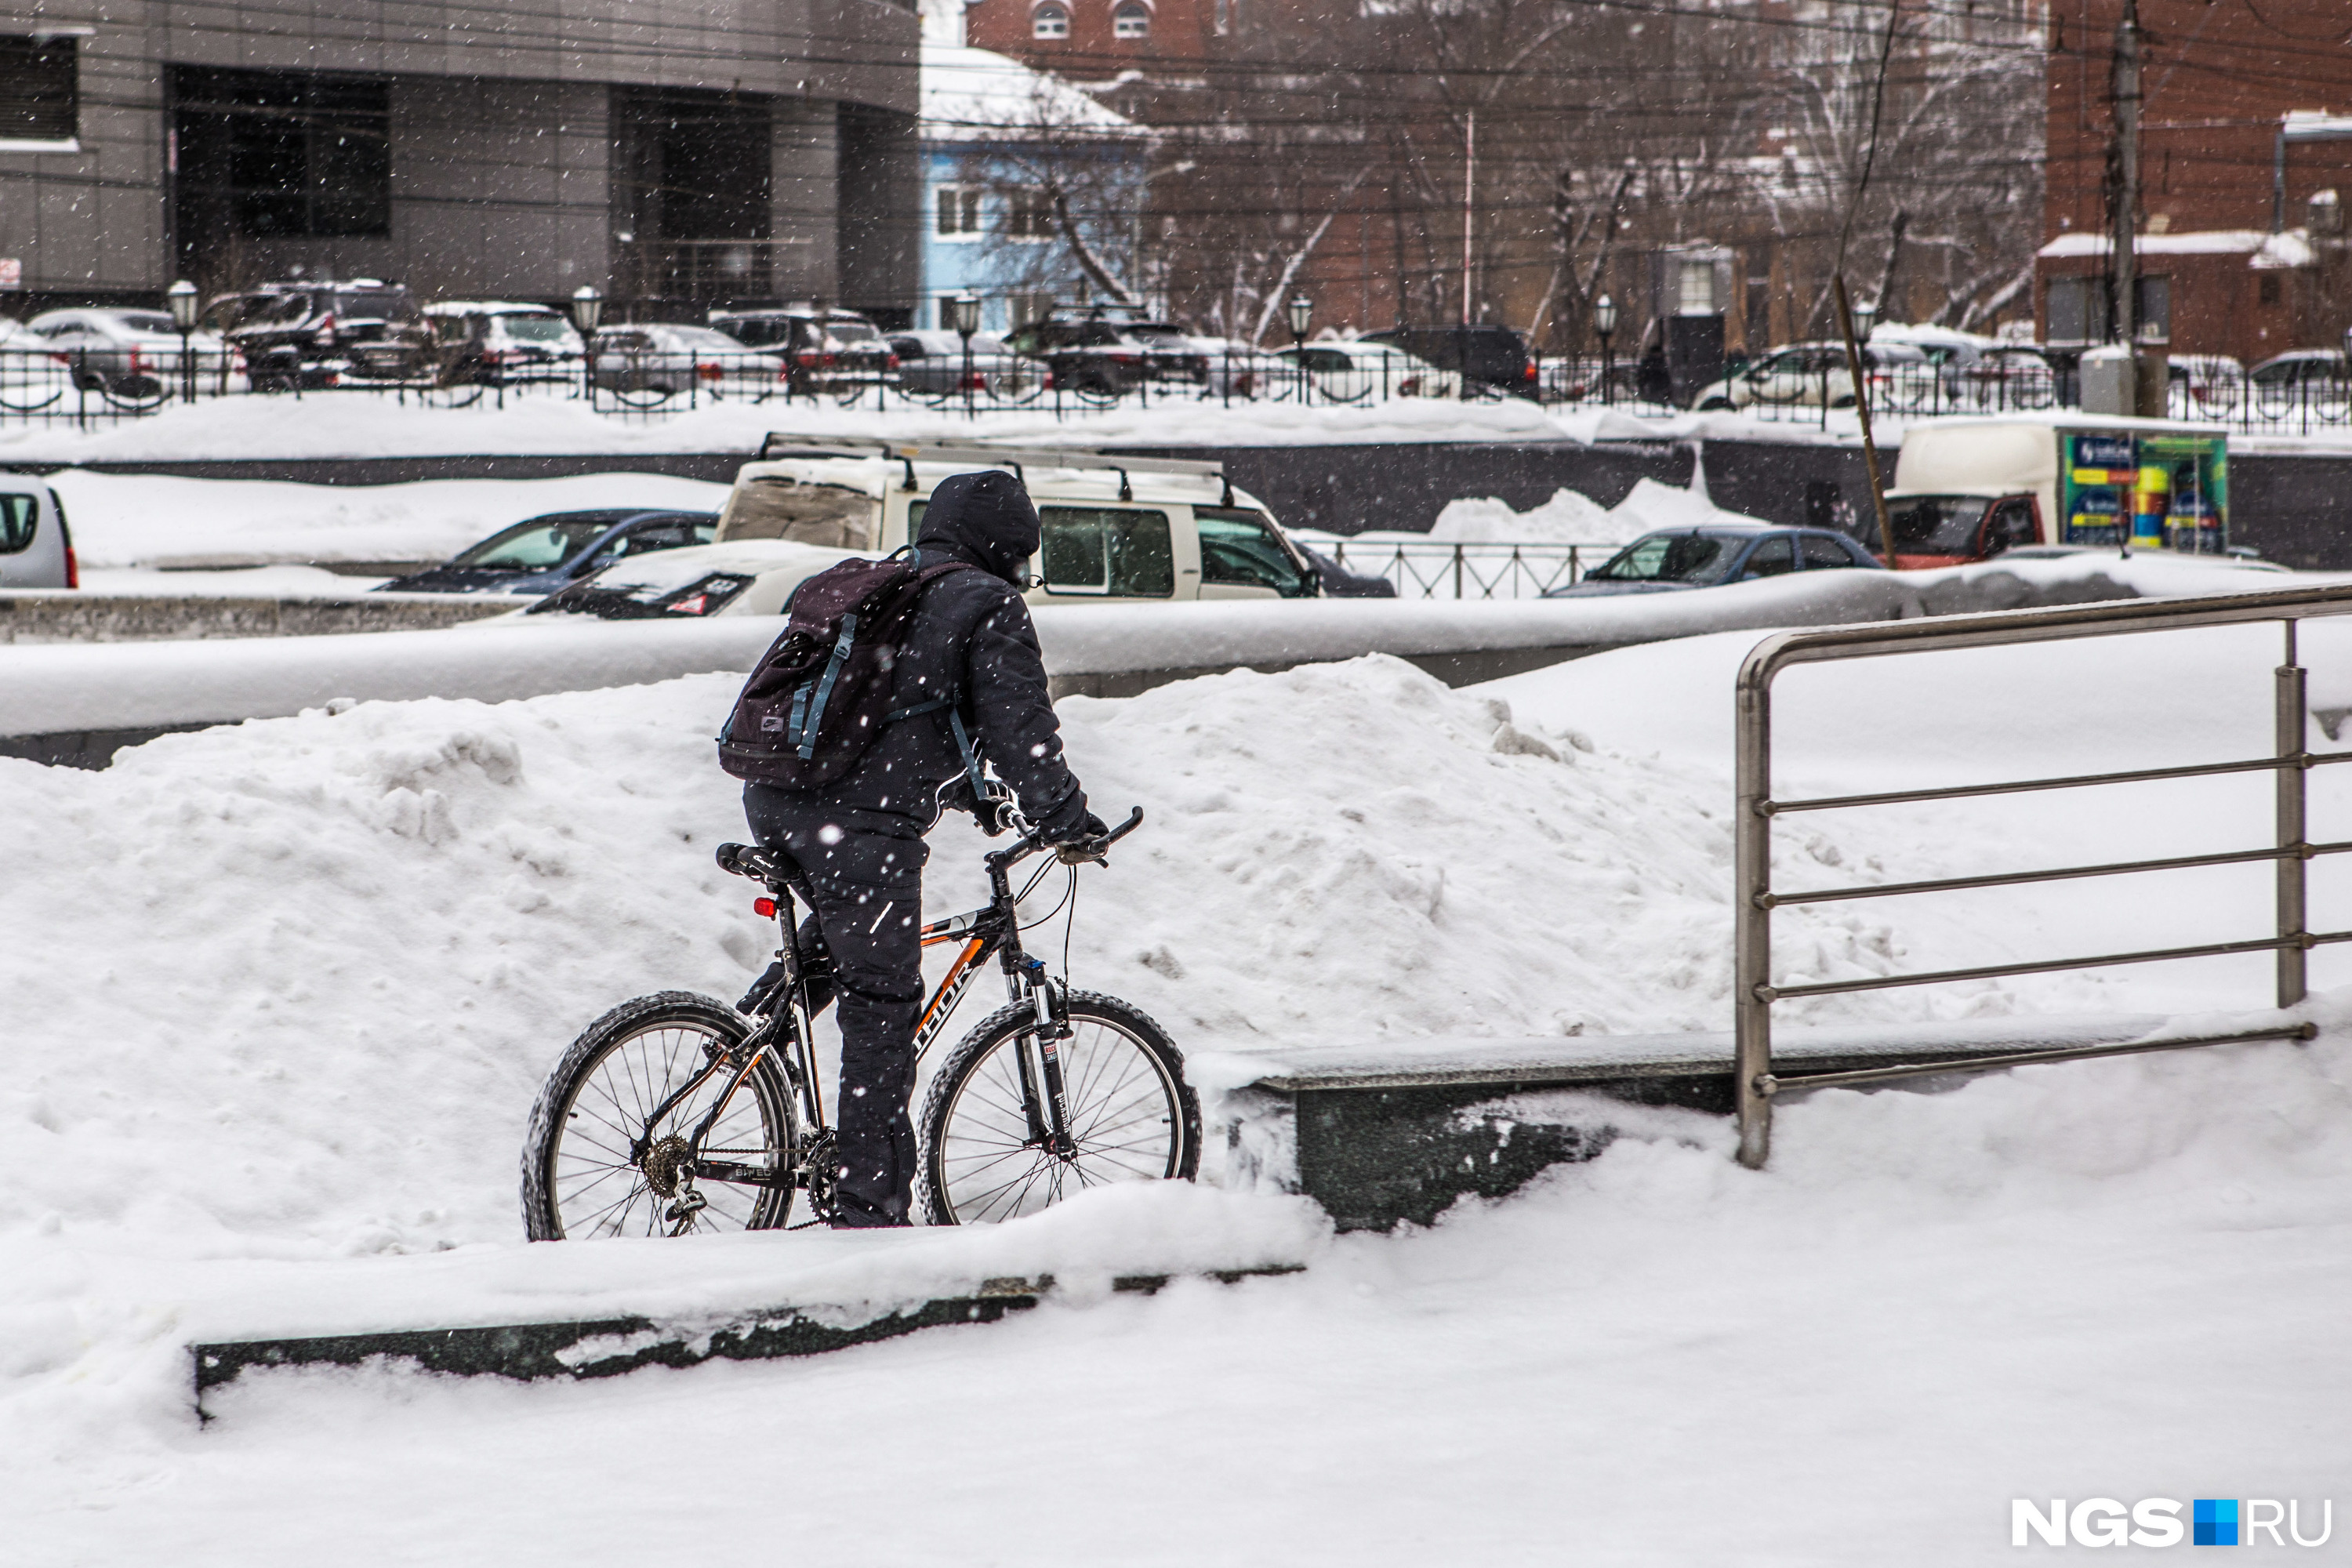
[753, 436, 1232, 503]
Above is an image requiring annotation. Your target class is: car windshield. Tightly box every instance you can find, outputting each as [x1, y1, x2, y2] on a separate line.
[452, 517, 616, 569]
[334, 290, 419, 321]
[825, 318, 881, 342]
[1888, 496, 1991, 553]
[1127, 325, 1189, 347]
[498, 314, 574, 343]
[1589, 532, 1735, 583]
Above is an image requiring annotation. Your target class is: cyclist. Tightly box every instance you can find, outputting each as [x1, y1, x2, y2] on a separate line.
[740, 469, 1105, 1228]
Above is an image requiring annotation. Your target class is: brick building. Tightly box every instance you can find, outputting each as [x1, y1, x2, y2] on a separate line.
[2040, 0, 2352, 363]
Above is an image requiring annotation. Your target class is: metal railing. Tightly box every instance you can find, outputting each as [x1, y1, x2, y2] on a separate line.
[1731, 583, 2352, 1167]
[1321, 539, 1603, 598]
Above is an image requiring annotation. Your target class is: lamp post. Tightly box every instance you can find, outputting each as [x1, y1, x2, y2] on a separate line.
[165, 278, 198, 403]
[1287, 293, 1312, 403]
[1852, 296, 1877, 343]
[951, 292, 982, 419]
[569, 285, 603, 401]
[1593, 292, 1617, 407]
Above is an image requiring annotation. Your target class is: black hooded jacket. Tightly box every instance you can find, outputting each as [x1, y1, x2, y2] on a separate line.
[746, 469, 1090, 839]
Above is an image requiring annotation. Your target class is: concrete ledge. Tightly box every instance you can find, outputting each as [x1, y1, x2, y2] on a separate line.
[190, 1265, 1301, 1418]
[0, 591, 514, 644]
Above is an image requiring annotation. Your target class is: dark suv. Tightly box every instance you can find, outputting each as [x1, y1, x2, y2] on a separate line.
[705, 307, 896, 394]
[1362, 324, 1538, 397]
[204, 279, 435, 390]
[1007, 305, 1207, 394]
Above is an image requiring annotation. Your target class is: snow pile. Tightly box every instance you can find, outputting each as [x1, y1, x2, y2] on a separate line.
[1420, 476, 1769, 548]
[49, 470, 733, 570]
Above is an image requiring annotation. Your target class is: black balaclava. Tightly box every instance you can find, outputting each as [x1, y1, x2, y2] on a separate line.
[916, 470, 1042, 586]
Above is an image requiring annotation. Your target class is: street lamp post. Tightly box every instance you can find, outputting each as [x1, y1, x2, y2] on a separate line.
[1287, 294, 1312, 404]
[951, 292, 982, 419]
[165, 278, 199, 402]
[569, 285, 604, 401]
[1593, 293, 1617, 407]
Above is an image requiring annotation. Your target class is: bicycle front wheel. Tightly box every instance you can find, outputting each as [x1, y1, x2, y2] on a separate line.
[920, 991, 1200, 1225]
[521, 991, 798, 1240]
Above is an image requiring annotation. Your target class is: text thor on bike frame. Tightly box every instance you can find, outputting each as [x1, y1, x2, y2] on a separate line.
[521, 468, 1200, 1237]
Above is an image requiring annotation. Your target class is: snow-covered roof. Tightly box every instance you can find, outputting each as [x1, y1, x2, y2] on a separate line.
[921, 42, 1142, 144]
[2283, 110, 2352, 140]
[2036, 228, 2318, 269]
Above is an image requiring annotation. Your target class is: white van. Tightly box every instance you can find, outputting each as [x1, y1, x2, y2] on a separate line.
[0, 482, 76, 589]
[532, 438, 1323, 619]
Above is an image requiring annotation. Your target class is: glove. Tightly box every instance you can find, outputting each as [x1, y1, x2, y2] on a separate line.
[1045, 808, 1107, 846]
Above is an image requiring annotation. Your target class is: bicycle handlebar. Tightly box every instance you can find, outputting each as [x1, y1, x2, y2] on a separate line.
[985, 805, 1145, 873]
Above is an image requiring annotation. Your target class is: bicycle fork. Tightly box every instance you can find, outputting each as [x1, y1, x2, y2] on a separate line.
[1013, 958, 1077, 1160]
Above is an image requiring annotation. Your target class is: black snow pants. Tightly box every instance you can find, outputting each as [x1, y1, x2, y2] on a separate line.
[742, 788, 929, 1228]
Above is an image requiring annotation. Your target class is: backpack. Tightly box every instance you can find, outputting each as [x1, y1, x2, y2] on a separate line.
[715, 550, 985, 790]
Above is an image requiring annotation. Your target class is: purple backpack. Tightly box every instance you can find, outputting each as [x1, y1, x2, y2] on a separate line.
[716, 550, 981, 789]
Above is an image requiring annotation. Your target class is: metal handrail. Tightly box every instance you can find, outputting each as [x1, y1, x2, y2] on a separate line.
[1733, 579, 2352, 1167]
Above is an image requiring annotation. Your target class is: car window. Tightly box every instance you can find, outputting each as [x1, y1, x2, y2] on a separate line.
[669, 328, 747, 352]
[1799, 534, 1861, 569]
[1591, 532, 1728, 583]
[1040, 506, 1174, 597]
[615, 520, 717, 555]
[889, 336, 925, 358]
[1194, 507, 1313, 597]
[1985, 501, 2038, 554]
[724, 317, 794, 348]
[1299, 349, 1352, 373]
[601, 332, 652, 351]
[1740, 537, 1797, 579]
[498, 314, 573, 343]
[826, 318, 881, 343]
[1889, 496, 1990, 553]
[0, 494, 35, 554]
[452, 517, 618, 569]
[113, 313, 176, 334]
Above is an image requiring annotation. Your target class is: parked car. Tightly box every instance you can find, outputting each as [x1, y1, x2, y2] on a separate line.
[0, 480, 76, 588]
[1544, 523, 1885, 596]
[1688, 341, 1929, 413]
[1006, 306, 1206, 394]
[1278, 340, 1460, 400]
[887, 330, 1043, 397]
[2167, 354, 2247, 418]
[23, 308, 229, 398]
[2248, 350, 2346, 404]
[531, 437, 1323, 619]
[706, 307, 896, 394]
[1186, 336, 1294, 397]
[204, 279, 435, 390]
[376, 509, 720, 595]
[1298, 545, 1398, 597]
[1940, 343, 2061, 411]
[589, 325, 775, 397]
[1361, 324, 1539, 397]
[426, 301, 584, 386]
[1886, 413, 2230, 557]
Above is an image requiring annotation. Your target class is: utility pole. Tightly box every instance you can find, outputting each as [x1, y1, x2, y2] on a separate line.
[1461, 110, 1475, 326]
[2110, 0, 2141, 350]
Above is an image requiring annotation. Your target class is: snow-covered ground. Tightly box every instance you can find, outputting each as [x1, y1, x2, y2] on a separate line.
[6, 615, 2350, 1559]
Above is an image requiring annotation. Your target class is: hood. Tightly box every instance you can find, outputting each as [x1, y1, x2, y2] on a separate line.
[916, 469, 1040, 585]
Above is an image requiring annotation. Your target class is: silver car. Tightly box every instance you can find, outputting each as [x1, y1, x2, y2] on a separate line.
[588, 324, 777, 397]
[888, 330, 1044, 397]
[25, 307, 229, 398]
[0, 482, 76, 588]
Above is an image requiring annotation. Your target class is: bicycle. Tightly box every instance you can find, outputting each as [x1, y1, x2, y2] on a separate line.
[520, 806, 1200, 1238]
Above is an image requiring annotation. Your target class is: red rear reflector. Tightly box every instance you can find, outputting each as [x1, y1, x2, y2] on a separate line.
[753, 897, 777, 917]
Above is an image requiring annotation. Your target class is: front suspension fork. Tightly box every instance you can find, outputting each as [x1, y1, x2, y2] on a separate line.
[1015, 958, 1076, 1157]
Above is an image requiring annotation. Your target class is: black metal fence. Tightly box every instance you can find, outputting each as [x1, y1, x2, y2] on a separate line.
[5, 343, 2350, 437]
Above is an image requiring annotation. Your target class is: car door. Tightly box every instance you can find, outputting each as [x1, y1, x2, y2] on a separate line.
[1192, 506, 1316, 599]
[1981, 497, 2042, 556]
[1028, 505, 1178, 605]
[1737, 535, 1798, 580]
[0, 488, 65, 587]
[1798, 532, 1867, 571]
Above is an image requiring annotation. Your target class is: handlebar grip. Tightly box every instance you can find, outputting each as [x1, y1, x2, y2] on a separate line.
[1099, 806, 1144, 847]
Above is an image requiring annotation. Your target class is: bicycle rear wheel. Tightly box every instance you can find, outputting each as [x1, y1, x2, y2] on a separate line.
[521, 991, 798, 1240]
[920, 991, 1199, 1225]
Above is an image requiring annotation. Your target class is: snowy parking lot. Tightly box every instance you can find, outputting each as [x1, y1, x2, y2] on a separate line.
[5, 608, 2352, 1559]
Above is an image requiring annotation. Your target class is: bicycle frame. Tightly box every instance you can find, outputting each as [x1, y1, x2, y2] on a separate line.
[644, 815, 1136, 1221]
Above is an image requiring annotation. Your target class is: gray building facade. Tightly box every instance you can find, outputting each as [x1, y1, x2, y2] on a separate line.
[0, 0, 920, 319]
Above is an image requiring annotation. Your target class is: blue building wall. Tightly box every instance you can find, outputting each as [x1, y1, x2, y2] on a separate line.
[916, 142, 1148, 334]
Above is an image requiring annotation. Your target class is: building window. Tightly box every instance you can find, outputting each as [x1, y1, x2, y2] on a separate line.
[1113, 3, 1151, 37]
[1033, 4, 1069, 38]
[2259, 274, 2282, 307]
[935, 185, 982, 240]
[174, 69, 391, 239]
[0, 36, 77, 147]
[1677, 257, 1715, 316]
[1006, 187, 1054, 241]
